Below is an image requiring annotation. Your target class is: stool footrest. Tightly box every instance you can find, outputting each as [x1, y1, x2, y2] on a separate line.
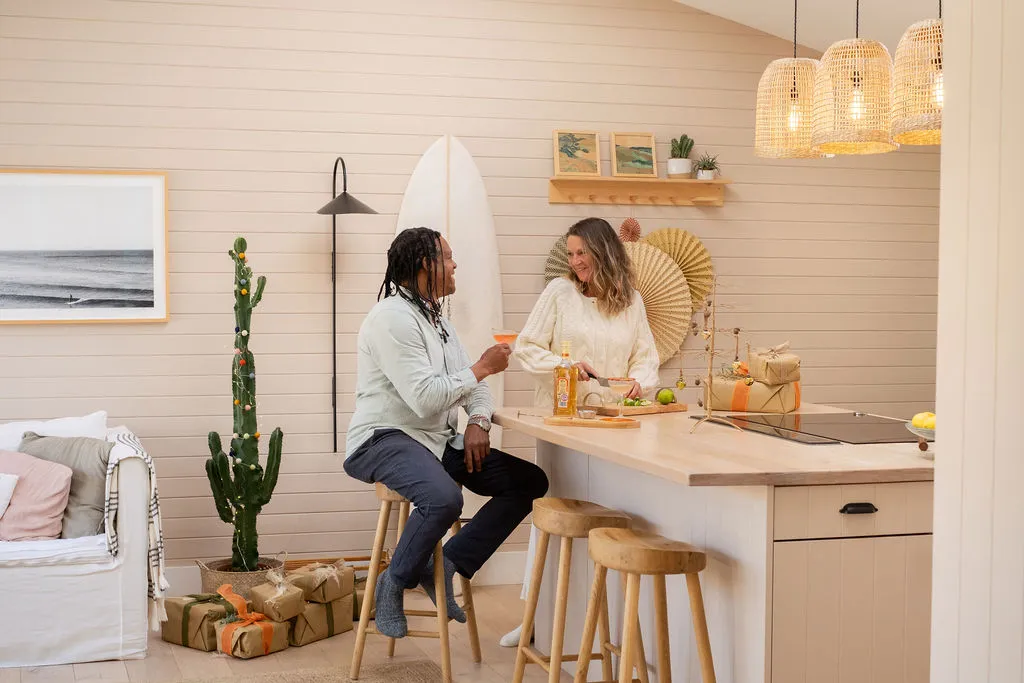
[403, 609, 440, 617]
[519, 644, 604, 672]
[366, 626, 440, 639]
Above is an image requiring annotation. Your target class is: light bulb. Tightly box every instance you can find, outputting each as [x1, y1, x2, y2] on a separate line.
[787, 102, 801, 131]
[932, 71, 944, 109]
[850, 88, 865, 120]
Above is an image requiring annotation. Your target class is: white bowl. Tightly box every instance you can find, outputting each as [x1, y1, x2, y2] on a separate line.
[905, 423, 935, 441]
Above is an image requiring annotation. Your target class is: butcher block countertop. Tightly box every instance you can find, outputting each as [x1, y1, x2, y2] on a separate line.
[493, 403, 935, 487]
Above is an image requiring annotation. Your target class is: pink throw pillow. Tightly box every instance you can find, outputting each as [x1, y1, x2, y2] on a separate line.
[0, 449, 73, 541]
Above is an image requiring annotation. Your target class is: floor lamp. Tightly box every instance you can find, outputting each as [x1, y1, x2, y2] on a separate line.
[317, 156, 377, 452]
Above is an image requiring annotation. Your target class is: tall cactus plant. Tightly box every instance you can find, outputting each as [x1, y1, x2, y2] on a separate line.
[205, 237, 284, 572]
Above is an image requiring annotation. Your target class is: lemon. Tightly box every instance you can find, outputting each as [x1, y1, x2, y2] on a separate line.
[656, 388, 675, 405]
[912, 411, 936, 429]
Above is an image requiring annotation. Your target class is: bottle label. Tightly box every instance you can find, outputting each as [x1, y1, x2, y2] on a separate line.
[556, 378, 569, 409]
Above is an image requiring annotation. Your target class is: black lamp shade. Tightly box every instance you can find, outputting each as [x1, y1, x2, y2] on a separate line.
[317, 192, 377, 215]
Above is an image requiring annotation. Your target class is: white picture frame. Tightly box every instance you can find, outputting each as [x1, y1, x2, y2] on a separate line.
[0, 169, 169, 324]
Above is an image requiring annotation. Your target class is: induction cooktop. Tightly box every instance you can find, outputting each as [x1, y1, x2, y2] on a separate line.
[691, 411, 917, 445]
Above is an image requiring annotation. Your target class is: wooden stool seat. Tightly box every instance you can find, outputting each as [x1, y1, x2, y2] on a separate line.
[350, 483, 481, 683]
[588, 528, 707, 575]
[532, 497, 631, 538]
[374, 482, 407, 503]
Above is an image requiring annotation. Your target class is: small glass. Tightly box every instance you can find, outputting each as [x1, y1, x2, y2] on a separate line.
[606, 377, 636, 418]
[492, 328, 519, 346]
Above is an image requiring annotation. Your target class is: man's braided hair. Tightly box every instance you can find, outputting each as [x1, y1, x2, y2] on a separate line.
[378, 226, 449, 342]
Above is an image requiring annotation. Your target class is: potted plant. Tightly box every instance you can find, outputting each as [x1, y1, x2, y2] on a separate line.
[668, 134, 695, 178]
[695, 152, 720, 180]
[200, 237, 285, 598]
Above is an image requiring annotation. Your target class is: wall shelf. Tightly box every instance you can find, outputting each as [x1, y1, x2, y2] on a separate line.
[548, 176, 731, 207]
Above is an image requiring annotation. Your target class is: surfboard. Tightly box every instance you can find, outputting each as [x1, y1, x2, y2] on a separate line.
[396, 135, 505, 453]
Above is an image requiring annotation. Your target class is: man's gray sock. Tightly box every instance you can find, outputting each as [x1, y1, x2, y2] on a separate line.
[420, 555, 467, 623]
[374, 568, 407, 638]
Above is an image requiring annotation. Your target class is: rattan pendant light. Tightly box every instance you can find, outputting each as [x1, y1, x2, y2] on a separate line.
[892, 2, 943, 145]
[811, 0, 897, 155]
[755, 0, 819, 158]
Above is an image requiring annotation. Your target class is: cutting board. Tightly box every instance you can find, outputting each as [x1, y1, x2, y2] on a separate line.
[543, 416, 641, 429]
[595, 403, 689, 417]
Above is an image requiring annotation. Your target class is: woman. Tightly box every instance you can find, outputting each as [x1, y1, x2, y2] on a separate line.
[499, 216, 660, 646]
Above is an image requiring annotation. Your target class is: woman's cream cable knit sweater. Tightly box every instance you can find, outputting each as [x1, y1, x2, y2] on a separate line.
[513, 277, 661, 408]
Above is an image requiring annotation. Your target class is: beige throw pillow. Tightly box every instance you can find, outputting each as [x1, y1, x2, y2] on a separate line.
[18, 432, 113, 539]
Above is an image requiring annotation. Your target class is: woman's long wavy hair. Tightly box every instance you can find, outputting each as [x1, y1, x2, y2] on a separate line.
[565, 217, 635, 317]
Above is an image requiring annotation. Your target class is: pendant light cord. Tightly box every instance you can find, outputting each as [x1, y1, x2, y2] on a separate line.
[939, 0, 942, 18]
[792, 0, 798, 58]
[855, 0, 860, 38]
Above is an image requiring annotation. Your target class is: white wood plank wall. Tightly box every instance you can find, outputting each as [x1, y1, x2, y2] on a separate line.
[0, 0, 939, 563]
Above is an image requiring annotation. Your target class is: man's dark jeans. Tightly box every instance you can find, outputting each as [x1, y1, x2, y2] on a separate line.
[343, 429, 549, 588]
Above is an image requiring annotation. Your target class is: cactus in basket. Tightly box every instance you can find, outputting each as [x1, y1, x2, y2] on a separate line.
[205, 237, 283, 572]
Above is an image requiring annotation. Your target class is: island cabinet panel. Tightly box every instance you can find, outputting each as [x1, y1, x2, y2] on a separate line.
[770, 506, 932, 682]
[773, 482, 934, 541]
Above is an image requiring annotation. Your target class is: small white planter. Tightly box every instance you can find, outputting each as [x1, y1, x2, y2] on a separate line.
[667, 158, 693, 178]
[696, 169, 716, 180]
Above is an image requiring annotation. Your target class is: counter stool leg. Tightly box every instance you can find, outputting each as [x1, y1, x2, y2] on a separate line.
[434, 543, 453, 683]
[351, 499, 392, 680]
[513, 529, 550, 683]
[547, 536, 574, 683]
[597, 579, 614, 682]
[387, 501, 411, 658]
[653, 575, 672, 683]
[572, 563, 608, 683]
[618, 573, 650, 683]
[617, 572, 641, 683]
[450, 518, 482, 663]
[685, 573, 716, 683]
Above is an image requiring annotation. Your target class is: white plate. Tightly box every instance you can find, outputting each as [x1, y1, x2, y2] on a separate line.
[905, 423, 935, 441]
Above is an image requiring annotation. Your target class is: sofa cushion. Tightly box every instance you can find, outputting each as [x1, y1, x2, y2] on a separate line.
[18, 433, 113, 539]
[0, 473, 18, 519]
[0, 411, 108, 452]
[0, 450, 73, 541]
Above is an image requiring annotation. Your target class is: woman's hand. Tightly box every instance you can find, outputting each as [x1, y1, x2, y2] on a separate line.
[573, 361, 598, 382]
[625, 381, 642, 399]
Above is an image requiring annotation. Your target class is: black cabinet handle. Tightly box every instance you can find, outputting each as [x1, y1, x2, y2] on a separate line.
[839, 502, 879, 515]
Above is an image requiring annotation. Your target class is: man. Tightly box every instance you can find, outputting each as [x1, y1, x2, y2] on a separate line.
[344, 227, 548, 638]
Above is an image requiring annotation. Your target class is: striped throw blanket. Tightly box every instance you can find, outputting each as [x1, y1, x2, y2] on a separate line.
[104, 427, 170, 630]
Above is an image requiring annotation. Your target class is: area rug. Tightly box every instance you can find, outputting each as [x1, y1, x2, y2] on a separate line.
[178, 661, 443, 683]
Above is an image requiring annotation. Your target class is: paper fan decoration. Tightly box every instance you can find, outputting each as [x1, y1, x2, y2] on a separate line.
[619, 217, 641, 242]
[623, 242, 692, 364]
[544, 234, 570, 284]
[641, 228, 713, 309]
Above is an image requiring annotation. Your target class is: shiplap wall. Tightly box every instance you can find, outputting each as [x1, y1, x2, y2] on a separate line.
[0, 0, 939, 564]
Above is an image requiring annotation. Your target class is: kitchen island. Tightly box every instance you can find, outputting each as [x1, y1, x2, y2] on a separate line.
[494, 403, 934, 683]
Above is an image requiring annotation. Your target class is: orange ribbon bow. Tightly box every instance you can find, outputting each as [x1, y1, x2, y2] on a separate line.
[216, 584, 274, 656]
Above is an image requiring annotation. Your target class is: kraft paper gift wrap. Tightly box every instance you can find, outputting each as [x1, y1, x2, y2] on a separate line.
[161, 593, 237, 651]
[748, 341, 801, 385]
[708, 376, 801, 413]
[353, 576, 368, 619]
[289, 594, 354, 646]
[250, 566, 305, 622]
[214, 585, 290, 659]
[286, 562, 355, 604]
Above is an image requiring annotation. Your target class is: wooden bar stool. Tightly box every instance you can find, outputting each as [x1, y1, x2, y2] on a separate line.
[513, 497, 647, 683]
[574, 528, 716, 683]
[351, 483, 480, 682]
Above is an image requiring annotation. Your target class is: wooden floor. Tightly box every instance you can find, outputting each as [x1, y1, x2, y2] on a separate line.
[0, 585, 570, 683]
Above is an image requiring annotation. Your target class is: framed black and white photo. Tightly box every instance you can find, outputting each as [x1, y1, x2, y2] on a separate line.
[0, 170, 168, 324]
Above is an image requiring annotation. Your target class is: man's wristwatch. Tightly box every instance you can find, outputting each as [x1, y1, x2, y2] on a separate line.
[467, 415, 492, 432]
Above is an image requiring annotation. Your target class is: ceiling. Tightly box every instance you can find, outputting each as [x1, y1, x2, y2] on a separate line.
[677, 0, 940, 55]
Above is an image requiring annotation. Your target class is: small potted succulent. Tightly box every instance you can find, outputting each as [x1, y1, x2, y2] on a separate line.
[668, 134, 695, 178]
[695, 152, 720, 180]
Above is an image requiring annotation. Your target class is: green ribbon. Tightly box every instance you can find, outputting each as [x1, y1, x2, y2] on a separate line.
[181, 593, 232, 648]
[326, 600, 334, 638]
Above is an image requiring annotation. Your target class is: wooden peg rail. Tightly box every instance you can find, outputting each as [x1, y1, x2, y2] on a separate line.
[548, 176, 731, 207]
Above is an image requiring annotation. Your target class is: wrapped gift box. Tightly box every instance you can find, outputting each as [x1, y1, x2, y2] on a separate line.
[250, 573, 305, 622]
[748, 342, 801, 385]
[214, 585, 290, 659]
[353, 576, 369, 619]
[286, 562, 354, 604]
[708, 376, 801, 413]
[290, 594, 354, 646]
[161, 593, 237, 651]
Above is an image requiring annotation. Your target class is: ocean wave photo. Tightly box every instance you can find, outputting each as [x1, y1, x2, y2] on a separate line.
[0, 250, 155, 309]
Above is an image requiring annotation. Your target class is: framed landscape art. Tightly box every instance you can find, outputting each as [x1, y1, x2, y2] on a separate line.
[0, 169, 169, 324]
[611, 132, 658, 177]
[553, 130, 601, 177]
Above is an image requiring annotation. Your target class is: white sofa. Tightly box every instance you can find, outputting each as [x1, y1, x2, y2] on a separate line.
[0, 426, 150, 668]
